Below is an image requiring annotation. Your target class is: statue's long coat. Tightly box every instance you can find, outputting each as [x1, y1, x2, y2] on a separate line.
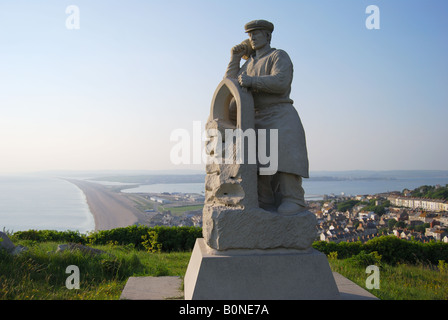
[225, 48, 309, 178]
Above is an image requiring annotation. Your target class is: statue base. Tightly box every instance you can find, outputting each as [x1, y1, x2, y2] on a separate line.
[203, 205, 317, 251]
[184, 238, 340, 300]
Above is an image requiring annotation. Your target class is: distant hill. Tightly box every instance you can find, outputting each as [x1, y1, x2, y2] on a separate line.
[91, 174, 206, 185]
[310, 170, 448, 181]
[408, 184, 448, 201]
[35, 169, 448, 184]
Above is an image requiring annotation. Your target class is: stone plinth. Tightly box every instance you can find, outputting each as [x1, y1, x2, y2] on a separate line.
[203, 206, 317, 251]
[184, 238, 340, 300]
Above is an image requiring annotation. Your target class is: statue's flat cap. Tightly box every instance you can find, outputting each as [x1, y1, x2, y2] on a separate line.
[244, 20, 274, 33]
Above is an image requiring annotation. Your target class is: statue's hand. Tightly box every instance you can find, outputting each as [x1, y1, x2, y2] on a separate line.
[231, 44, 246, 59]
[238, 72, 253, 88]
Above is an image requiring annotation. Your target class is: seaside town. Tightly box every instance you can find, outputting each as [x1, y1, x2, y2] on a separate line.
[128, 184, 448, 244]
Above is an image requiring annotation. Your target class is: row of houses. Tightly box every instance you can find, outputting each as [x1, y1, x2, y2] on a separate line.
[147, 210, 203, 227]
[319, 230, 379, 243]
[318, 224, 379, 243]
[319, 223, 448, 244]
[392, 227, 448, 243]
[317, 215, 380, 243]
[314, 200, 448, 244]
[387, 195, 448, 212]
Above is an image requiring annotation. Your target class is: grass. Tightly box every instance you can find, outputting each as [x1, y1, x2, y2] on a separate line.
[0, 241, 191, 300]
[168, 205, 204, 215]
[2, 240, 447, 300]
[328, 258, 448, 300]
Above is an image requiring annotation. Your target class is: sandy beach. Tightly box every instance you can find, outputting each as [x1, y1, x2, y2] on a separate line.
[65, 179, 143, 231]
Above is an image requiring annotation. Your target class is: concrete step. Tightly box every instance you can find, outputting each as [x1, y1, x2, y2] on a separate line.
[120, 276, 183, 300]
[119, 272, 378, 300]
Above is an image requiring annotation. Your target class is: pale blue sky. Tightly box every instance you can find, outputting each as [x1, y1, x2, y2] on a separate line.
[0, 0, 447, 173]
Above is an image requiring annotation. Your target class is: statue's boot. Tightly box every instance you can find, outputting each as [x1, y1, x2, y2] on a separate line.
[258, 172, 308, 214]
[276, 172, 308, 215]
[277, 200, 307, 215]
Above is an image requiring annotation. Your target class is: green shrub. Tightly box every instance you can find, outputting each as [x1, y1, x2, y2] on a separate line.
[85, 225, 202, 252]
[312, 240, 362, 259]
[12, 225, 203, 253]
[421, 241, 448, 265]
[142, 230, 162, 253]
[151, 226, 202, 252]
[314, 236, 448, 266]
[438, 260, 448, 274]
[86, 225, 151, 248]
[11, 230, 85, 244]
[328, 251, 338, 260]
[347, 250, 382, 268]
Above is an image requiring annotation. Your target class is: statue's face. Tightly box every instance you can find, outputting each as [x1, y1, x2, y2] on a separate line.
[248, 30, 269, 50]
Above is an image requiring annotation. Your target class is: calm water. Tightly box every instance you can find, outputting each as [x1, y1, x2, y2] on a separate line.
[303, 177, 448, 197]
[0, 175, 94, 233]
[1, 174, 448, 233]
[120, 177, 448, 199]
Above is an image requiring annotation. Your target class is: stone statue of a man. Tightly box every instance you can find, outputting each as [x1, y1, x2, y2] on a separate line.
[224, 19, 309, 215]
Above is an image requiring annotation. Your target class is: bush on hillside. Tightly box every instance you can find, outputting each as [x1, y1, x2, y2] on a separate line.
[346, 250, 382, 267]
[11, 225, 203, 253]
[86, 225, 151, 248]
[12, 228, 448, 264]
[11, 229, 85, 244]
[313, 235, 448, 265]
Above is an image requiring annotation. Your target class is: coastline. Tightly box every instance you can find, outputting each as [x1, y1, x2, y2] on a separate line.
[64, 179, 143, 231]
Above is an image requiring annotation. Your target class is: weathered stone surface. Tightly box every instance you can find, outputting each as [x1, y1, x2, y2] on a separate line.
[0, 231, 16, 253]
[204, 78, 257, 211]
[11, 245, 28, 255]
[203, 75, 317, 251]
[0, 232, 28, 255]
[203, 205, 317, 251]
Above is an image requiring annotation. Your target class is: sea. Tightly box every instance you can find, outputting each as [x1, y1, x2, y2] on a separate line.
[1, 171, 448, 233]
[120, 174, 448, 200]
[0, 175, 95, 233]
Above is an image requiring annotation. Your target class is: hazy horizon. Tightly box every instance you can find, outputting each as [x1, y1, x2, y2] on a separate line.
[4, 168, 448, 180]
[1, 1, 447, 174]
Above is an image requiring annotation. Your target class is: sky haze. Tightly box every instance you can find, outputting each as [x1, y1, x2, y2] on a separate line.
[1, 1, 447, 174]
